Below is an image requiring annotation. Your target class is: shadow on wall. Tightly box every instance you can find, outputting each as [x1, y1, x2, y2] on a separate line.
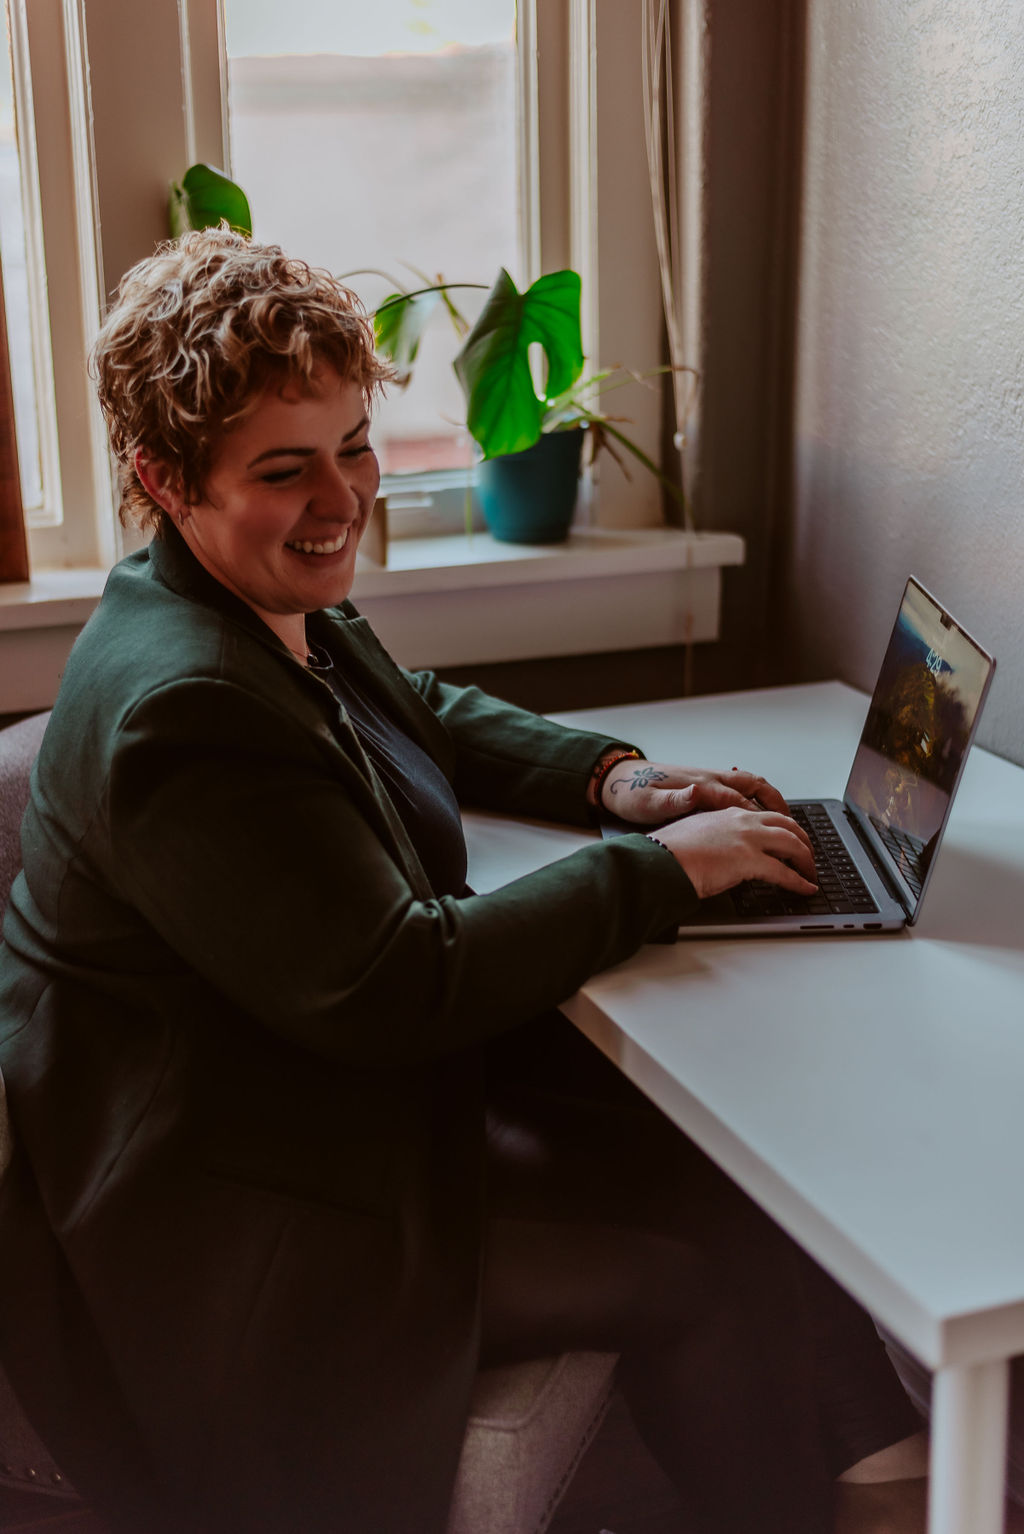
[780, 435, 1021, 767]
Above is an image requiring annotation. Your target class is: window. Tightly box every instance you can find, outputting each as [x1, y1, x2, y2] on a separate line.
[2, 0, 113, 572]
[1, 0, 60, 525]
[217, 0, 667, 533]
[224, 0, 520, 486]
[5, 0, 667, 575]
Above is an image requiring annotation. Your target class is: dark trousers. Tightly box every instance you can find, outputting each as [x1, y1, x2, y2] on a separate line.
[480, 1016, 921, 1534]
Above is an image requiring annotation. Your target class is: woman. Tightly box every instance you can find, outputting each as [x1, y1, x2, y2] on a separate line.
[0, 229, 926, 1534]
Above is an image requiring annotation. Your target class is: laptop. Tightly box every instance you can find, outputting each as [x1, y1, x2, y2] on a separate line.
[604, 576, 995, 936]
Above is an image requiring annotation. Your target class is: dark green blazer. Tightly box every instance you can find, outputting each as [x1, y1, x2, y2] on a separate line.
[0, 527, 698, 1534]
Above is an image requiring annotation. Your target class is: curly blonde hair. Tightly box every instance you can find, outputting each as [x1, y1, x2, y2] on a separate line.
[92, 227, 392, 534]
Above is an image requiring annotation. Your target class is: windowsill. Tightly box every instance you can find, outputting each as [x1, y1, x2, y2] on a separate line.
[352, 526, 745, 669]
[354, 526, 744, 595]
[0, 526, 745, 713]
[1, 526, 743, 626]
[0, 565, 109, 632]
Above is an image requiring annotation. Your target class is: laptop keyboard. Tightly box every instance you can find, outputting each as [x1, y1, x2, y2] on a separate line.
[731, 804, 880, 918]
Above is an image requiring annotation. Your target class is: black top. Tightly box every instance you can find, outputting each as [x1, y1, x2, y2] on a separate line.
[308, 642, 469, 898]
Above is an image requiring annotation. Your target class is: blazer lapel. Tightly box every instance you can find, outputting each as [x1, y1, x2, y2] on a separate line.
[145, 528, 439, 901]
[310, 605, 456, 780]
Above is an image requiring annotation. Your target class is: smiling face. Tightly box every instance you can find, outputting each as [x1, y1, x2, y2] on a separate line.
[137, 368, 379, 655]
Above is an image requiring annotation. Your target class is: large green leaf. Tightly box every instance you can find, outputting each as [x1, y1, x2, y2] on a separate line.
[373, 289, 441, 379]
[168, 164, 252, 238]
[453, 268, 583, 458]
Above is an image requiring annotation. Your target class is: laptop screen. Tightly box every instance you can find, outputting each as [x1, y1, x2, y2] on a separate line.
[844, 577, 995, 917]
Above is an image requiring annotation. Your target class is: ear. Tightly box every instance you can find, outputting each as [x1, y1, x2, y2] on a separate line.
[134, 448, 188, 523]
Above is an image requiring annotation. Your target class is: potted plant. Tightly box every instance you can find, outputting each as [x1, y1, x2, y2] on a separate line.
[374, 266, 694, 543]
[166, 166, 693, 543]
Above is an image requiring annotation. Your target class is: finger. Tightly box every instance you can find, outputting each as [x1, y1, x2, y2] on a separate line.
[756, 811, 815, 859]
[753, 780, 789, 814]
[668, 783, 759, 816]
[727, 771, 789, 814]
[756, 856, 819, 895]
[758, 826, 817, 883]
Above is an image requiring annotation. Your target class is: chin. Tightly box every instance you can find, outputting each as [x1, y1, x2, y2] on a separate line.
[321, 555, 360, 607]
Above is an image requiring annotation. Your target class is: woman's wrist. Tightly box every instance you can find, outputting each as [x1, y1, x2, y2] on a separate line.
[586, 747, 643, 810]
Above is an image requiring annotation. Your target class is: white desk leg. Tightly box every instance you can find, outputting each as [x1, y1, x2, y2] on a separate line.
[929, 1359, 1009, 1534]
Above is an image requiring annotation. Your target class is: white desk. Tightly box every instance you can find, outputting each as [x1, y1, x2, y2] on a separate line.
[463, 682, 1024, 1534]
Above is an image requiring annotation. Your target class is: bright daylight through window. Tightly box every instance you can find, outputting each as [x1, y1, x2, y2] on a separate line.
[223, 0, 520, 507]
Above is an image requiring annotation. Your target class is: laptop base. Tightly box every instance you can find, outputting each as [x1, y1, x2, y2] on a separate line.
[676, 799, 908, 937]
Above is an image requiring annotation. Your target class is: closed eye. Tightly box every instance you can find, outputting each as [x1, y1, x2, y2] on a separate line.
[260, 467, 302, 485]
[258, 442, 374, 482]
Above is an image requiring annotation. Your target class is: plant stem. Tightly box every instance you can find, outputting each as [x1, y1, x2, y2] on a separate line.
[373, 283, 489, 316]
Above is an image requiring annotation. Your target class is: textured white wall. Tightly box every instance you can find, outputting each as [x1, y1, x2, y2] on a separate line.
[789, 0, 1024, 764]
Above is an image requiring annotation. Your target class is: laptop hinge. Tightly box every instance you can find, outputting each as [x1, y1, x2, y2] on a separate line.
[841, 800, 914, 918]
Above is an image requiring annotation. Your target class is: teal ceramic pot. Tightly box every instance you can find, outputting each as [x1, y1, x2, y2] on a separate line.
[475, 427, 585, 544]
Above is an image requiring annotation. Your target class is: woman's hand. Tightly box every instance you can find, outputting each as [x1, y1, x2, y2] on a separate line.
[651, 806, 818, 900]
[597, 759, 790, 824]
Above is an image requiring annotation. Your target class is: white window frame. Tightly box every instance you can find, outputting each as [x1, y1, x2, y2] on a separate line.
[567, 0, 668, 529]
[8, 0, 114, 570]
[6, 0, 225, 573]
[3, 0, 62, 528]
[8, 0, 667, 576]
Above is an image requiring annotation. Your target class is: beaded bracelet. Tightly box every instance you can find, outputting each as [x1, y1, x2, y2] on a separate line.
[589, 747, 643, 807]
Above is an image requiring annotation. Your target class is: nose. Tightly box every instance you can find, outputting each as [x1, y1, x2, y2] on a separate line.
[310, 457, 364, 519]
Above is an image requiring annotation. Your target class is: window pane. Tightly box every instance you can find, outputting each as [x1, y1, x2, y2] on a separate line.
[0, 3, 43, 514]
[223, 0, 520, 477]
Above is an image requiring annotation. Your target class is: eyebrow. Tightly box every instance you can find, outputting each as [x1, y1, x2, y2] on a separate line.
[246, 416, 369, 469]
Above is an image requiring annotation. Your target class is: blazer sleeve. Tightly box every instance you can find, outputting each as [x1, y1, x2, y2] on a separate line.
[401, 669, 635, 825]
[104, 676, 697, 1069]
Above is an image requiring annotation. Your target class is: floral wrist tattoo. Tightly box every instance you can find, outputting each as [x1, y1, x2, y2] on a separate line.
[609, 765, 669, 795]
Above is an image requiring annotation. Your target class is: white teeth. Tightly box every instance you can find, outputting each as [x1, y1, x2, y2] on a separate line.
[287, 530, 349, 555]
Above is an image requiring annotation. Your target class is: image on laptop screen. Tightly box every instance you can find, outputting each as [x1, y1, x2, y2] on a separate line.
[845, 578, 994, 906]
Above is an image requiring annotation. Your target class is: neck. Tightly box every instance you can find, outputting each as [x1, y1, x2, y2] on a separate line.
[266, 613, 309, 661]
